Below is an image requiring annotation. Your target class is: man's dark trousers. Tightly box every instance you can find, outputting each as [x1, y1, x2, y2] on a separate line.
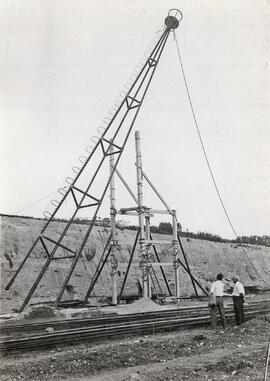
[233, 295, 244, 325]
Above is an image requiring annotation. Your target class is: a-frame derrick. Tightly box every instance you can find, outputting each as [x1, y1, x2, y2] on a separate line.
[6, 27, 172, 312]
[6, 9, 207, 311]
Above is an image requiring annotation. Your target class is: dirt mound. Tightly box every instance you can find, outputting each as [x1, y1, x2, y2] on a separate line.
[116, 297, 171, 314]
[20, 305, 60, 320]
[133, 297, 165, 309]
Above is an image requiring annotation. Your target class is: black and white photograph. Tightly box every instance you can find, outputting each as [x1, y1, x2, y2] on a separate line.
[0, 1, 270, 380]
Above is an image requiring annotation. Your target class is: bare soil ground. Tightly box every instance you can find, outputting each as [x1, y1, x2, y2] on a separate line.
[1, 316, 269, 381]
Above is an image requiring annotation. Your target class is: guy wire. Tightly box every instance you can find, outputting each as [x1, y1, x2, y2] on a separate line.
[173, 30, 270, 287]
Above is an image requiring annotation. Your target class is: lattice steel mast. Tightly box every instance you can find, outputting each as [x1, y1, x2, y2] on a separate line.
[6, 10, 183, 312]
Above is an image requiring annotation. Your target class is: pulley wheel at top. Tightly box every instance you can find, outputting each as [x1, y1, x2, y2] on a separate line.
[165, 9, 183, 30]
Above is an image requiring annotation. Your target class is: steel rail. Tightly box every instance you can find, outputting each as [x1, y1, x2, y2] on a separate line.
[1, 300, 268, 335]
[1, 309, 268, 352]
[1, 301, 269, 352]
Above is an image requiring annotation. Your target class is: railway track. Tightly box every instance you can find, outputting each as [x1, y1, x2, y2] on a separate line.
[1, 299, 269, 352]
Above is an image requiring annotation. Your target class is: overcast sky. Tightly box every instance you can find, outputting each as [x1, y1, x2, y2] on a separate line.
[0, 0, 269, 239]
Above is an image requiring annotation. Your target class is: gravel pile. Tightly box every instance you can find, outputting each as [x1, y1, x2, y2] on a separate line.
[106, 297, 177, 315]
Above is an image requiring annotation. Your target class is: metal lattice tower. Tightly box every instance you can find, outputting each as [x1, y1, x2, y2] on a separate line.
[6, 10, 185, 312]
[83, 130, 208, 306]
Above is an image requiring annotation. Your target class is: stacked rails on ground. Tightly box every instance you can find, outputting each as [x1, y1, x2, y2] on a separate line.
[0, 299, 269, 352]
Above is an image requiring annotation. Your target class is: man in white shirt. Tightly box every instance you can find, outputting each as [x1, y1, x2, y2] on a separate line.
[232, 276, 245, 325]
[209, 273, 227, 329]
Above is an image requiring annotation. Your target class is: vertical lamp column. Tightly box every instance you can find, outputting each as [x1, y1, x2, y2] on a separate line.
[172, 209, 180, 302]
[110, 142, 118, 305]
[135, 131, 148, 297]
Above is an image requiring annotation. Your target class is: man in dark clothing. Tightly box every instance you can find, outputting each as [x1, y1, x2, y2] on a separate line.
[232, 276, 245, 325]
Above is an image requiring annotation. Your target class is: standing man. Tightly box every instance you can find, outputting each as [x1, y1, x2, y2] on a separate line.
[209, 273, 227, 329]
[232, 276, 245, 325]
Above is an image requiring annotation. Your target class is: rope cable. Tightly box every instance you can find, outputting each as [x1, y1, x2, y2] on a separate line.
[1, 190, 58, 221]
[173, 31, 270, 287]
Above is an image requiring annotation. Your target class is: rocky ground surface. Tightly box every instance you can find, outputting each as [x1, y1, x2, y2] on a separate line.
[1, 316, 269, 381]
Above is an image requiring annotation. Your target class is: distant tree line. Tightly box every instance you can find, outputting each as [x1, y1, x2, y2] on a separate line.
[234, 235, 270, 247]
[1, 213, 269, 247]
[180, 230, 223, 242]
[118, 220, 270, 247]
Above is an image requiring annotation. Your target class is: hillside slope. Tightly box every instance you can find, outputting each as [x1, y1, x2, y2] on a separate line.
[1, 215, 270, 313]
